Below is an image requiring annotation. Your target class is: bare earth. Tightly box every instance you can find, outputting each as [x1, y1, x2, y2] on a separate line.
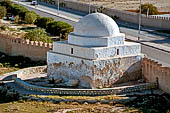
[74, 0, 170, 12]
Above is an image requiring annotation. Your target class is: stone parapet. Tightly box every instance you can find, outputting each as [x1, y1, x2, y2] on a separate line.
[0, 33, 52, 61]
[52, 41, 141, 60]
[142, 57, 170, 94]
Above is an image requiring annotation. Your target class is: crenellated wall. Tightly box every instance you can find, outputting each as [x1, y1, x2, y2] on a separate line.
[0, 33, 52, 61]
[142, 57, 170, 94]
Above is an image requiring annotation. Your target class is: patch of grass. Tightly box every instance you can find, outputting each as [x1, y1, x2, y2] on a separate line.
[31, 95, 126, 101]
[124, 94, 170, 113]
[0, 52, 46, 75]
[19, 26, 36, 32]
[0, 100, 129, 113]
[0, 67, 19, 75]
[8, 27, 16, 31]
[0, 25, 9, 31]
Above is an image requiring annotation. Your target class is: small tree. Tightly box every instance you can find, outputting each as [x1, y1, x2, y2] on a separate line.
[60, 27, 73, 40]
[0, 0, 12, 13]
[24, 28, 52, 43]
[14, 15, 19, 24]
[35, 17, 54, 29]
[0, 6, 7, 19]
[47, 21, 72, 36]
[97, 6, 105, 13]
[137, 3, 158, 15]
[25, 12, 37, 24]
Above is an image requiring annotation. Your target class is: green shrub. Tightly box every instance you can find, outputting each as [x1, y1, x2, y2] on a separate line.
[35, 17, 54, 29]
[14, 15, 20, 24]
[111, 15, 119, 20]
[0, 6, 7, 19]
[0, 25, 8, 31]
[0, 0, 12, 13]
[47, 21, 72, 37]
[11, 4, 29, 20]
[60, 27, 73, 40]
[24, 28, 52, 43]
[137, 3, 158, 15]
[25, 12, 37, 24]
[97, 6, 105, 13]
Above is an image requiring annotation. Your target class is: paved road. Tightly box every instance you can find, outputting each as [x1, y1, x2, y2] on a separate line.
[14, 1, 170, 66]
[21, 1, 170, 46]
[141, 45, 170, 67]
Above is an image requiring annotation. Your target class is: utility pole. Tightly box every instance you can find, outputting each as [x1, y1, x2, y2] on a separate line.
[88, 0, 91, 14]
[138, 0, 142, 40]
[147, 8, 149, 17]
[58, 0, 60, 15]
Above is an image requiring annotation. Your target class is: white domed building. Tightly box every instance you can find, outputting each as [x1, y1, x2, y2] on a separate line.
[47, 13, 143, 88]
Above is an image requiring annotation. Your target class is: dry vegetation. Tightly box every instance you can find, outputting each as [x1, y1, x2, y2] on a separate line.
[31, 95, 127, 100]
[0, 100, 138, 113]
[75, 0, 170, 12]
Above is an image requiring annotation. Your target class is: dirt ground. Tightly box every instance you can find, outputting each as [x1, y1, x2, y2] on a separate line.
[75, 0, 170, 12]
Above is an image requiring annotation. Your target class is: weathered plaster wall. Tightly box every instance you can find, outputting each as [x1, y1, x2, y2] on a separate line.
[0, 33, 52, 61]
[142, 58, 170, 94]
[93, 55, 142, 88]
[47, 51, 143, 88]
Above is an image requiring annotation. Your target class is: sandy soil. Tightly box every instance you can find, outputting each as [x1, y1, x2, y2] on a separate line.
[74, 0, 170, 12]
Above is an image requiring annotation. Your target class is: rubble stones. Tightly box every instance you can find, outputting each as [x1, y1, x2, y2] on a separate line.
[100, 100, 110, 104]
[87, 100, 98, 104]
[64, 79, 80, 87]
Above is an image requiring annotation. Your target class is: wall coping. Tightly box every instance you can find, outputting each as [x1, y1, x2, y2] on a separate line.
[0, 33, 52, 49]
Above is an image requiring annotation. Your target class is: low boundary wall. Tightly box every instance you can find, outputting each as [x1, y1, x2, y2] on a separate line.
[2, 65, 157, 96]
[142, 58, 170, 94]
[0, 33, 52, 61]
[14, 77, 157, 96]
[44, 0, 170, 29]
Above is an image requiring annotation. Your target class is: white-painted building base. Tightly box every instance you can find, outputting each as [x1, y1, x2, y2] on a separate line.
[47, 13, 143, 88]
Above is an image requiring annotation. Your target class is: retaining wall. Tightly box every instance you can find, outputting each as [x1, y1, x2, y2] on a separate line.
[6, 66, 157, 96]
[142, 58, 170, 94]
[0, 33, 52, 61]
[50, 0, 170, 29]
[14, 77, 157, 96]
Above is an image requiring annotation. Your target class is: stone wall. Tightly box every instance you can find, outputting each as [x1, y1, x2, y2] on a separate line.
[14, 77, 158, 96]
[0, 33, 52, 61]
[47, 50, 143, 89]
[49, 0, 170, 29]
[142, 58, 170, 94]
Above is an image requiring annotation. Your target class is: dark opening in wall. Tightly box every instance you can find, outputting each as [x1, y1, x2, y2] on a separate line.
[117, 49, 119, 55]
[71, 48, 73, 54]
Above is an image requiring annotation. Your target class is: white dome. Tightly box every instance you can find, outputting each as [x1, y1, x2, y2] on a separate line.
[73, 13, 120, 37]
